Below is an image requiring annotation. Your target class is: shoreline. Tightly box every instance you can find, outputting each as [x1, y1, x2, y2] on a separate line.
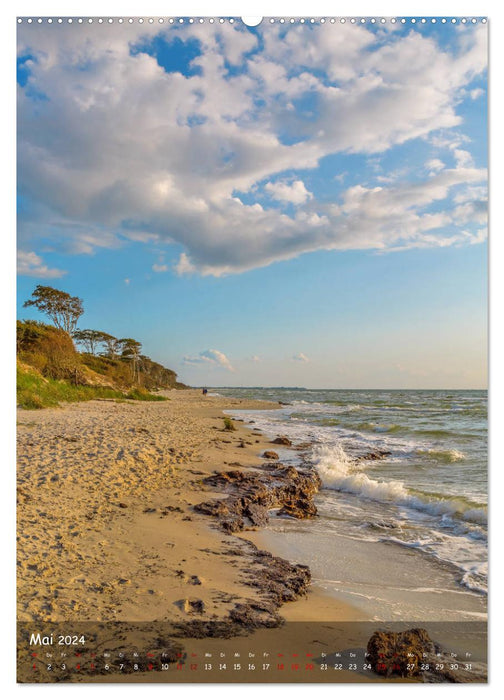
[17, 389, 487, 683]
[225, 394, 488, 622]
[17, 389, 358, 628]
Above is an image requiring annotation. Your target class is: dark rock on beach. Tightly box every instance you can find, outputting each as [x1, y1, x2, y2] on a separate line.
[173, 542, 312, 638]
[190, 459, 319, 638]
[277, 497, 317, 519]
[367, 628, 438, 677]
[244, 545, 311, 605]
[245, 502, 270, 527]
[367, 628, 487, 682]
[175, 598, 206, 615]
[229, 602, 283, 628]
[194, 464, 321, 533]
[355, 449, 392, 462]
[262, 450, 279, 459]
[272, 436, 292, 446]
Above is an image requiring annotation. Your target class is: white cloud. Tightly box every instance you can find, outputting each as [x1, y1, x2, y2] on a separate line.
[470, 88, 484, 99]
[453, 200, 487, 226]
[218, 23, 258, 65]
[426, 158, 445, 173]
[174, 253, 196, 276]
[17, 22, 487, 276]
[152, 263, 168, 272]
[17, 250, 66, 278]
[124, 278, 131, 285]
[265, 179, 313, 204]
[292, 352, 310, 362]
[183, 349, 234, 372]
[453, 148, 474, 168]
[250, 355, 261, 362]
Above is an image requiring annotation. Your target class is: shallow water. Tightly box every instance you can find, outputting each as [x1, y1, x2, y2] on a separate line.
[217, 388, 487, 619]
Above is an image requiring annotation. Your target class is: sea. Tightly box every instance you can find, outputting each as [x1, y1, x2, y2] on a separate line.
[215, 388, 488, 621]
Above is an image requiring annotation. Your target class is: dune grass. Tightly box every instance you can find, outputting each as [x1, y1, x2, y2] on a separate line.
[223, 416, 236, 431]
[17, 365, 168, 409]
[125, 387, 168, 402]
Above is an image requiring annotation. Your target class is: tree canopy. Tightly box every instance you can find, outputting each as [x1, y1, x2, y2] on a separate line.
[119, 338, 142, 361]
[20, 287, 186, 391]
[73, 329, 113, 355]
[24, 286, 83, 335]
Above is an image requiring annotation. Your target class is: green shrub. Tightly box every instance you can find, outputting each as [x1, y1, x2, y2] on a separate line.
[223, 416, 236, 431]
[125, 387, 168, 402]
[17, 320, 80, 381]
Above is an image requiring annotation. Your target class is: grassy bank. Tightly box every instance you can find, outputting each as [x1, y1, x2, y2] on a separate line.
[17, 364, 168, 410]
[16, 319, 184, 409]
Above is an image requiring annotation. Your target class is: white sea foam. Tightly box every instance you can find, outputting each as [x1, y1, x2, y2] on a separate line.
[385, 539, 488, 595]
[227, 389, 487, 599]
[312, 444, 487, 526]
[460, 570, 488, 595]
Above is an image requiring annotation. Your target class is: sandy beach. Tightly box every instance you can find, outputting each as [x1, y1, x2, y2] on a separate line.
[16, 390, 488, 683]
[17, 390, 358, 625]
[17, 390, 379, 683]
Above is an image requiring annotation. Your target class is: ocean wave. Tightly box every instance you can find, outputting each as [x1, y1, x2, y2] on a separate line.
[356, 421, 403, 434]
[315, 418, 341, 427]
[378, 536, 488, 595]
[415, 447, 466, 463]
[312, 444, 487, 526]
[460, 570, 488, 595]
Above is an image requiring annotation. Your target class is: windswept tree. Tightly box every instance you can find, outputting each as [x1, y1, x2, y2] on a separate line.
[98, 332, 120, 359]
[24, 286, 83, 335]
[73, 329, 105, 355]
[118, 338, 142, 381]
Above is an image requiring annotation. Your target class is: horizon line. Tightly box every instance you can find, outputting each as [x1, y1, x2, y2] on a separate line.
[196, 386, 488, 392]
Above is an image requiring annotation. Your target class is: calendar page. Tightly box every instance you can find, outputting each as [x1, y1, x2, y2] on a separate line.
[16, 14, 488, 684]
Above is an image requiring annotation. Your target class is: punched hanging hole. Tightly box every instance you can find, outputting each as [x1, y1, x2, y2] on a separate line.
[241, 17, 263, 27]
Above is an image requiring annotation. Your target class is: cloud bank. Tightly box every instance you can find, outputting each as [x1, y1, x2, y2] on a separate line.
[17, 21, 487, 277]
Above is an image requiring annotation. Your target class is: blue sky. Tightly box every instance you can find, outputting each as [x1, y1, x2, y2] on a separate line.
[17, 18, 488, 388]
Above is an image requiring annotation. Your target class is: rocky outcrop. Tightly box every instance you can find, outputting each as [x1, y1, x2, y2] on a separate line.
[277, 498, 317, 519]
[355, 449, 392, 462]
[172, 542, 312, 637]
[367, 628, 438, 677]
[367, 628, 487, 682]
[194, 464, 321, 533]
[272, 436, 292, 446]
[229, 602, 283, 629]
[262, 450, 279, 460]
[184, 462, 319, 639]
[244, 545, 311, 605]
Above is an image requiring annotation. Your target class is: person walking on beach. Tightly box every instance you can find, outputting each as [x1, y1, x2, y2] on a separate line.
[202, 387, 208, 396]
